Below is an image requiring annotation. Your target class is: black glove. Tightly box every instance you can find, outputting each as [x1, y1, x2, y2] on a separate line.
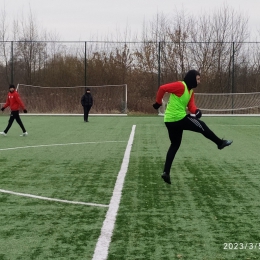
[153, 102, 162, 110]
[23, 109, 28, 113]
[1, 107, 5, 111]
[195, 109, 202, 119]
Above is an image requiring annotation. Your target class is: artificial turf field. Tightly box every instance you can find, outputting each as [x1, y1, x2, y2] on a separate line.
[0, 115, 259, 260]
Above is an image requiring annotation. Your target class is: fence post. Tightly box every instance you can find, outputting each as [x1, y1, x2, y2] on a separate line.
[11, 41, 14, 84]
[157, 41, 161, 88]
[231, 41, 235, 113]
[84, 41, 87, 86]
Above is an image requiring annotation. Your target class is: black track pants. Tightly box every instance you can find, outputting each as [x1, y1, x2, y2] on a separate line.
[163, 115, 222, 174]
[83, 105, 92, 121]
[4, 110, 26, 133]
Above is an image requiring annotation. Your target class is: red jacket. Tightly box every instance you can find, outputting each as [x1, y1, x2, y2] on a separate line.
[3, 90, 26, 111]
[156, 81, 198, 114]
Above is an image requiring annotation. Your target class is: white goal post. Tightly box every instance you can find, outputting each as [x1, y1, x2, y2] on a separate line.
[158, 92, 260, 115]
[16, 84, 128, 115]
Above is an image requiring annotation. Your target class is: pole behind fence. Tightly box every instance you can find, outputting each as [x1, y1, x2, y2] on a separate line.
[157, 41, 161, 88]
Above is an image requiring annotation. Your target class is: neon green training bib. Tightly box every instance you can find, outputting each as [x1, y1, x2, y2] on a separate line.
[164, 81, 193, 122]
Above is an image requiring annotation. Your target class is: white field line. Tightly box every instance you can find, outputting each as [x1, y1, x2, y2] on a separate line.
[20, 113, 127, 116]
[92, 125, 136, 260]
[0, 140, 127, 206]
[0, 189, 108, 207]
[220, 125, 260, 127]
[0, 141, 126, 151]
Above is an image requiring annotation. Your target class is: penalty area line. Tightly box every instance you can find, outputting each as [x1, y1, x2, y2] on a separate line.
[0, 189, 108, 208]
[92, 124, 136, 260]
[0, 140, 126, 151]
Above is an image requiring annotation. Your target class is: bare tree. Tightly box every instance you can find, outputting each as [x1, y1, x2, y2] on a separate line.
[0, 6, 12, 88]
[188, 5, 249, 92]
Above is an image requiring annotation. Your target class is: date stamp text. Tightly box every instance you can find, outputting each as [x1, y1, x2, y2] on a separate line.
[223, 243, 260, 250]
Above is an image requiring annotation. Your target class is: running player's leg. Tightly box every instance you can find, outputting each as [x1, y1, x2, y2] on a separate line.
[3, 111, 16, 133]
[162, 122, 183, 184]
[14, 111, 26, 132]
[183, 115, 222, 145]
[182, 115, 232, 149]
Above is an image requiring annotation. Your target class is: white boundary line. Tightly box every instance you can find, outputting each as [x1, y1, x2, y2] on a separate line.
[0, 141, 126, 151]
[224, 125, 260, 127]
[92, 125, 136, 260]
[0, 140, 128, 207]
[19, 114, 127, 116]
[0, 189, 108, 207]
[159, 114, 260, 117]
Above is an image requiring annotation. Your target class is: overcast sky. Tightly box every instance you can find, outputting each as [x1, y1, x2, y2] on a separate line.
[2, 0, 260, 41]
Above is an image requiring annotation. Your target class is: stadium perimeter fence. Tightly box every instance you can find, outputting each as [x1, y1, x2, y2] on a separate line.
[1, 41, 260, 114]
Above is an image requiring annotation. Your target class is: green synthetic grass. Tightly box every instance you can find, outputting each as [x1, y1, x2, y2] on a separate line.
[0, 115, 260, 259]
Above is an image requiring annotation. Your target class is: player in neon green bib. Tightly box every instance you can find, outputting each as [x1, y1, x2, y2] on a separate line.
[164, 81, 193, 122]
[153, 70, 233, 184]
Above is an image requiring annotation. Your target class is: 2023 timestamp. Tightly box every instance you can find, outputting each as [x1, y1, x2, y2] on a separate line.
[224, 243, 260, 250]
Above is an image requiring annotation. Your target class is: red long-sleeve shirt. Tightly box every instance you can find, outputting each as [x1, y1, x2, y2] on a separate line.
[3, 90, 26, 111]
[156, 81, 198, 114]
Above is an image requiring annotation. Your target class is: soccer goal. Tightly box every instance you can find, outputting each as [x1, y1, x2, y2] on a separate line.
[158, 92, 260, 115]
[16, 84, 128, 115]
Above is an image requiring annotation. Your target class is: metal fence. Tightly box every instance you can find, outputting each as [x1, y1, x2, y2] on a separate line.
[1, 41, 260, 113]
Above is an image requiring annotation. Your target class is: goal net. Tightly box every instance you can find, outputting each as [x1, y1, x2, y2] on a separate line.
[158, 92, 260, 115]
[16, 84, 128, 115]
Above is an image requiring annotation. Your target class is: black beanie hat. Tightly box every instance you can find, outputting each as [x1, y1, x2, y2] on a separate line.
[9, 84, 15, 89]
[86, 88, 90, 91]
[183, 70, 200, 89]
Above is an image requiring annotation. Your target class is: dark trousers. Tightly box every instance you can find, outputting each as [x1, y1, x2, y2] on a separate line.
[164, 115, 222, 174]
[83, 105, 92, 121]
[4, 110, 26, 133]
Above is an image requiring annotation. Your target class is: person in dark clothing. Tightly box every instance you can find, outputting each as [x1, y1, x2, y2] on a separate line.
[0, 84, 28, 136]
[153, 70, 233, 184]
[81, 88, 93, 122]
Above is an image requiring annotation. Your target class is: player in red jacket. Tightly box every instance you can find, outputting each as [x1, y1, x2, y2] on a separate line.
[0, 84, 28, 136]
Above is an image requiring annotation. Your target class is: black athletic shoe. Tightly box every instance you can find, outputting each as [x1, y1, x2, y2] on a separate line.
[218, 140, 233, 150]
[161, 172, 171, 184]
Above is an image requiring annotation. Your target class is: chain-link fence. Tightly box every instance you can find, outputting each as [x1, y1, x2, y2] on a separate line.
[1, 41, 260, 113]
